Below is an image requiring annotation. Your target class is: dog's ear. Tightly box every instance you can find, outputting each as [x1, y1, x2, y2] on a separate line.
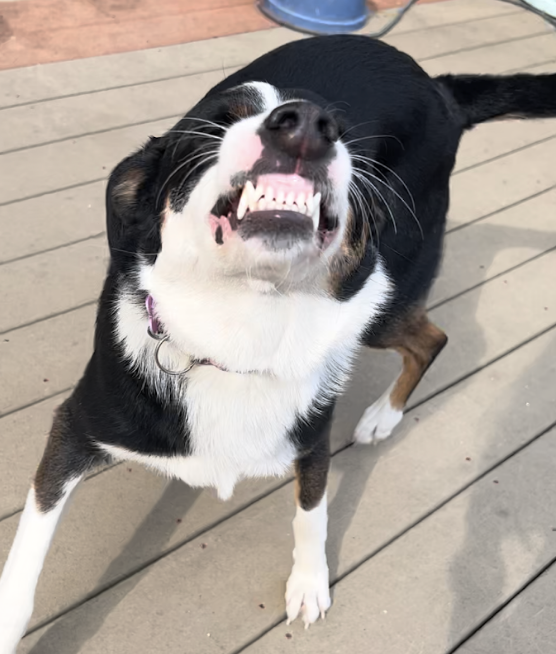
[105, 137, 164, 260]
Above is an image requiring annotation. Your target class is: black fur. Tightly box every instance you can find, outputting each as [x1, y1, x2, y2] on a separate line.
[71, 275, 192, 457]
[436, 73, 556, 128]
[35, 402, 102, 512]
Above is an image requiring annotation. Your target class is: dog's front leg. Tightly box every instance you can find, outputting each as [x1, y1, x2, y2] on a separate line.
[0, 401, 99, 653]
[286, 437, 331, 628]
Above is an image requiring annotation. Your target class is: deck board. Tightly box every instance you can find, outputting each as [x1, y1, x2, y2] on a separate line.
[244, 426, 556, 654]
[0, 0, 517, 108]
[456, 563, 556, 653]
[423, 32, 556, 76]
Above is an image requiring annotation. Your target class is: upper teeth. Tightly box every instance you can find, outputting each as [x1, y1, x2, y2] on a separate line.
[236, 181, 321, 230]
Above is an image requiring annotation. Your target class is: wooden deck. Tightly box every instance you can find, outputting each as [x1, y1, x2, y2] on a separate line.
[1, 0, 556, 651]
[0, 0, 442, 71]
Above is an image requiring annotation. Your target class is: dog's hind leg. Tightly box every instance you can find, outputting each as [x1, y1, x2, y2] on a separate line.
[0, 400, 100, 653]
[354, 307, 447, 445]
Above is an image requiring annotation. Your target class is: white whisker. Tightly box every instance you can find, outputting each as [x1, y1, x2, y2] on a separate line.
[156, 150, 220, 206]
[352, 170, 398, 235]
[340, 120, 379, 139]
[177, 117, 228, 131]
[349, 153, 416, 212]
[344, 133, 404, 149]
[349, 181, 376, 247]
[352, 164, 423, 239]
[167, 130, 224, 142]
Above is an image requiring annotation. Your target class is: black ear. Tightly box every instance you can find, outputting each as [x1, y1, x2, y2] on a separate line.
[105, 137, 164, 260]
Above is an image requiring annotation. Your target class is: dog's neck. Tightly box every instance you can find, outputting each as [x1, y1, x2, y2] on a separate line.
[144, 293, 264, 376]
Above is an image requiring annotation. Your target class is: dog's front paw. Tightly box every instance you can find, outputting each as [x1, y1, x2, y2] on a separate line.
[354, 390, 403, 445]
[0, 579, 34, 654]
[285, 560, 331, 628]
[0, 608, 28, 654]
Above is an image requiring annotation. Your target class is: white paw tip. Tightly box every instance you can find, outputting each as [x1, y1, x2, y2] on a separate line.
[354, 395, 403, 445]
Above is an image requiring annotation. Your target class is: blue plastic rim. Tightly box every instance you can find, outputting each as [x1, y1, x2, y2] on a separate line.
[259, 0, 371, 35]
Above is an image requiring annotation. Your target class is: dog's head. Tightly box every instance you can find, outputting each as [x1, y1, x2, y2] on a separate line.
[107, 81, 375, 297]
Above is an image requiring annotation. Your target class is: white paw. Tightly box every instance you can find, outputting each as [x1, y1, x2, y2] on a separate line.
[354, 389, 403, 445]
[0, 601, 30, 654]
[285, 560, 331, 628]
[0, 577, 34, 654]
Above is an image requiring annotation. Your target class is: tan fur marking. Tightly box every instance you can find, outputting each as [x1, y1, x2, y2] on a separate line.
[294, 475, 301, 507]
[230, 103, 253, 120]
[386, 309, 447, 411]
[328, 208, 370, 295]
[112, 167, 145, 208]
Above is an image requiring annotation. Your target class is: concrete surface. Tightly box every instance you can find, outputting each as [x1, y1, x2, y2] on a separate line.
[1, 0, 556, 652]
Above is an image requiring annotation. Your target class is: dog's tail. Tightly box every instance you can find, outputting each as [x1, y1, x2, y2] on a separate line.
[435, 73, 556, 129]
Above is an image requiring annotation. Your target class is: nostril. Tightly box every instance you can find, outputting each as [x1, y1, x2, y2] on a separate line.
[317, 116, 339, 142]
[262, 101, 339, 160]
[267, 106, 299, 131]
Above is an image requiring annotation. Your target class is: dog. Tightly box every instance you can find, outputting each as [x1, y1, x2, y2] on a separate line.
[1, 34, 555, 652]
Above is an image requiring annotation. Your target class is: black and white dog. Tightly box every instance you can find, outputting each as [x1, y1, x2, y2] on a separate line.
[1, 35, 556, 651]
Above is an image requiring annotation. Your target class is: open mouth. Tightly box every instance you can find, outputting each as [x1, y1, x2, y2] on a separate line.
[210, 174, 339, 249]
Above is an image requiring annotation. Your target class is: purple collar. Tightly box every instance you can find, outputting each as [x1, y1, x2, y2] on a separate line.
[145, 294, 243, 376]
[145, 294, 163, 338]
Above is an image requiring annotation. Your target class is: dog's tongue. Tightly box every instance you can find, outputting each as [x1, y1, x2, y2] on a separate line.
[255, 173, 314, 196]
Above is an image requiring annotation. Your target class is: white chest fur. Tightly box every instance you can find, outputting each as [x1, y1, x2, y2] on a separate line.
[102, 367, 304, 500]
[110, 260, 391, 499]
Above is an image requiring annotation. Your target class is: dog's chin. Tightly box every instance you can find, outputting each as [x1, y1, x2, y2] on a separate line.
[222, 231, 326, 287]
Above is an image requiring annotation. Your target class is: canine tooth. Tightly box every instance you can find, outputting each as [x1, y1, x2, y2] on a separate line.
[245, 180, 255, 202]
[237, 199, 247, 220]
[312, 205, 320, 230]
[306, 194, 314, 214]
[246, 181, 258, 212]
[312, 192, 322, 231]
[237, 184, 251, 220]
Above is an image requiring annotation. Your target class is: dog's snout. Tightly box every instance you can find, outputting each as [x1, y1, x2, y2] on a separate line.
[263, 101, 339, 160]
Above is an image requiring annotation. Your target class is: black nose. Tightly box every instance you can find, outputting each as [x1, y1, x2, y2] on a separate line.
[262, 101, 339, 161]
